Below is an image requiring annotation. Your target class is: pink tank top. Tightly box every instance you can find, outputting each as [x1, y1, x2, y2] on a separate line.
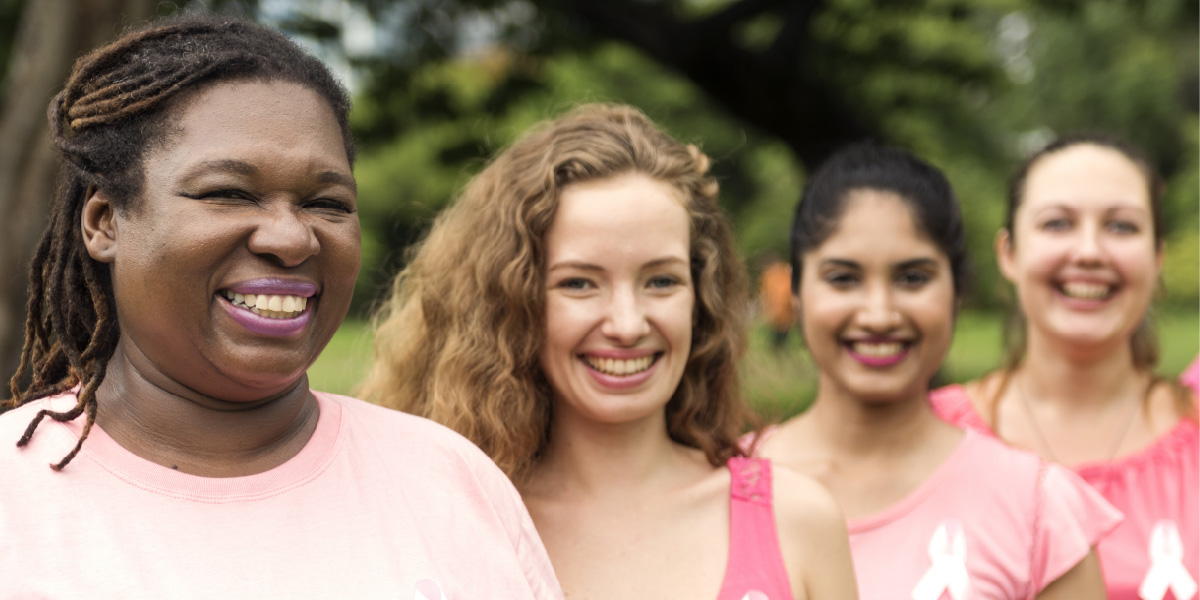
[717, 457, 794, 600]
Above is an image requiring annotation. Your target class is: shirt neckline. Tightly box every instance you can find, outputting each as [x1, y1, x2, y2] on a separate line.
[47, 390, 344, 502]
[846, 428, 977, 534]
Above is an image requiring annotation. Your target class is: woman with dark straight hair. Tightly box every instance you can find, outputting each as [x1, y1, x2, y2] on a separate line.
[756, 143, 1120, 599]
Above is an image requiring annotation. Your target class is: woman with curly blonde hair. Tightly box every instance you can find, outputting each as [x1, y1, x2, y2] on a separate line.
[363, 104, 857, 599]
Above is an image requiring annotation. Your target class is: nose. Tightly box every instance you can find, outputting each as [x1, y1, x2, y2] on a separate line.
[1071, 220, 1105, 265]
[600, 286, 651, 344]
[854, 282, 900, 332]
[246, 202, 320, 268]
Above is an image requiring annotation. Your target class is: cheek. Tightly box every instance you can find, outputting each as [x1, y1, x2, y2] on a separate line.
[1011, 239, 1070, 281]
[543, 298, 590, 352]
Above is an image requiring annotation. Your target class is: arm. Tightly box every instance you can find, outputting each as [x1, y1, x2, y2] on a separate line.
[773, 465, 859, 600]
[1036, 549, 1106, 600]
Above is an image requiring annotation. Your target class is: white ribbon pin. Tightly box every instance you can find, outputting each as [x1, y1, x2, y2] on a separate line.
[1139, 520, 1197, 600]
[911, 520, 972, 600]
[413, 579, 449, 600]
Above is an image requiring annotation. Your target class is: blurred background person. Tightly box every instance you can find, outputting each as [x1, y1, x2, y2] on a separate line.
[931, 135, 1198, 600]
[757, 144, 1119, 600]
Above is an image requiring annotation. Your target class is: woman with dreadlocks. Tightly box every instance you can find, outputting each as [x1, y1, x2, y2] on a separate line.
[0, 15, 560, 599]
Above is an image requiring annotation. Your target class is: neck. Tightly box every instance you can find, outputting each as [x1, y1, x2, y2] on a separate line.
[530, 407, 696, 501]
[1020, 331, 1145, 410]
[94, 341, 318, 477]
[801, 376, 944, 459]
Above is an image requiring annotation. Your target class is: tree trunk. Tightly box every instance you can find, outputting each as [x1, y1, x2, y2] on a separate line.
[0, 0, 157, 393]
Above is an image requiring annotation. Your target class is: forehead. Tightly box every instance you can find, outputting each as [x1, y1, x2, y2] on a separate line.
[548, 173, 690, 259]
[807, 190, 942, 260]
[1022, 145, 1149, 212]
[152, 80, 348, 168]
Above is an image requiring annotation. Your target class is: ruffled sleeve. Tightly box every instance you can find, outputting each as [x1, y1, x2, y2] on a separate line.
[1182, 355, 1199, 395]
[929, 385, 993, 433]
[1031, 462, 1124, 591]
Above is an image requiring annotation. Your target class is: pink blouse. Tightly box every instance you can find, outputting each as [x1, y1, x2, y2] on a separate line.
[931, 384, 1199, 600]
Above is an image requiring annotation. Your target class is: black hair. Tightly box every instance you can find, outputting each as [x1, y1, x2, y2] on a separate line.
[5, 14, 355, 470]
[789, 143, 970, 298]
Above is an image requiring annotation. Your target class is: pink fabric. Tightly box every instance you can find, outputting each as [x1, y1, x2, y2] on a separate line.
[931, 384, 1199, 600]
[846, 429, 1120, 600]
[1183, 355, 1199, 395]
[0, 391, 563, 599]
[718, 457, 793, 600]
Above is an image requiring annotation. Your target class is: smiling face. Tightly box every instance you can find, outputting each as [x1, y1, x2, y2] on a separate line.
[92, 81, 360, 401]
[1000, 144, 1162, 352]
[540, 172, 694, 427]
[798, 190, 956, 403]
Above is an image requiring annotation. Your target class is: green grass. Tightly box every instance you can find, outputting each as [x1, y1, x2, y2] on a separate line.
[307, 318, 374, 397]
[310, 309, 1200, 420]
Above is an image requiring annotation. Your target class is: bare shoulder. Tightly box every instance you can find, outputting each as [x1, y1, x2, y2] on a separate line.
[771, 464, 859, 599]
[771, 463, 845, 533]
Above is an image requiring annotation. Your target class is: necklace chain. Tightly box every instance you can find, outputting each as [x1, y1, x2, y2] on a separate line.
[1012, 371, 1144, 463]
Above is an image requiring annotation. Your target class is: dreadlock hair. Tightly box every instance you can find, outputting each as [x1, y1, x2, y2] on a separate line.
[4, 14, 355, 470]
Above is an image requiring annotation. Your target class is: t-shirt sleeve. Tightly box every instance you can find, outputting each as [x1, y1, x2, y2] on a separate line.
[1031, 462, 1123, 591]
[467, 451, 564, 600]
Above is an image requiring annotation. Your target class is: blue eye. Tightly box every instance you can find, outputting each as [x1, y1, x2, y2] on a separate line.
[1107, 220, 1138, 234]
[559, 278, 592, 290]
[648, 276, 679, 289]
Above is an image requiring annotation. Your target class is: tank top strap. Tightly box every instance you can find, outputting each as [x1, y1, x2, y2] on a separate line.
[728, 456, 773, 505]
[718, 457, 793, 600]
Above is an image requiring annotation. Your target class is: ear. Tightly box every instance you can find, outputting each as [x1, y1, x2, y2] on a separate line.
[81, 186, 118, 263]
[995, 229, 1017, 284]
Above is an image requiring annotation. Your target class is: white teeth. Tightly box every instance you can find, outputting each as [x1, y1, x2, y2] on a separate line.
[1062, 282, 1111, 300]
[584, 355, 655, 376]
[221, 291, 309, 320]
[851, 342, 904, 357]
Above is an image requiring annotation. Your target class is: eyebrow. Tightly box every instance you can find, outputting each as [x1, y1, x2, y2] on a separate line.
[547, 256, 688, 273]
[182, 159, 357, 191]
[819, 257, 940, 270]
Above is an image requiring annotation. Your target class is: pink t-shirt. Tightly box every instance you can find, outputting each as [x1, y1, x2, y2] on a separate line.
[0, 391, 563, 599]
[849, 429, 1120, 599]
[718, 456, 792, 600]
[931, 384, 1199, 600]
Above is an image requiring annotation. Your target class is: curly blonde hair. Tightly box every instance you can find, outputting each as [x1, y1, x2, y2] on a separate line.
[361, 104, 751, 479]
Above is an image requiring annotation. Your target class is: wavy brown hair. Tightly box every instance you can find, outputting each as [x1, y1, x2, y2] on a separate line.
[361, 104, 750, 479]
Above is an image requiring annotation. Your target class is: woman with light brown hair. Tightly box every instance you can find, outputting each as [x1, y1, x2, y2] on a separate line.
[363, 103, 857, 599]
[930, 134, 1197, 599]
